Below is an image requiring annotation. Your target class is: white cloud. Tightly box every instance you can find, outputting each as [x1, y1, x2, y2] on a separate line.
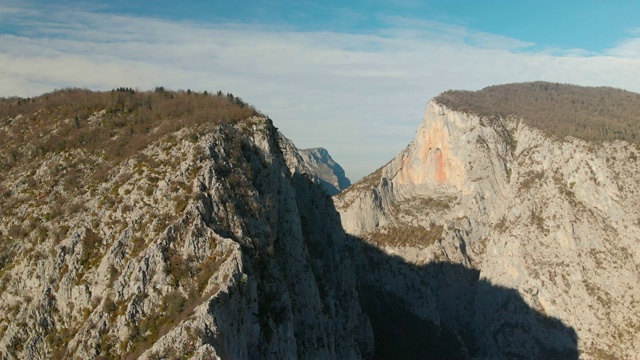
[2, 5, 640, 180]
[606, 38, 640, 58]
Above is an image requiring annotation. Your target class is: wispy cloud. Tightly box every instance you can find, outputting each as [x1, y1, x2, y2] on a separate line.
[2, 4, 640, 180]
[606, 38, 640, 58]
[378, 16, 536, 50]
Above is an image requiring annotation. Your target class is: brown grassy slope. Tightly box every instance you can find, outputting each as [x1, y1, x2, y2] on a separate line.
[434, 82, 640, 144]
[0, 88, 259, 180]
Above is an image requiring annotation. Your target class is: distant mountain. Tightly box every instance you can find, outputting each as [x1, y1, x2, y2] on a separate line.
[299, 147, 351, 195]
[336, 82, 640, 358]
[298, 147, 351, 195]
[277, 136, 351, 195]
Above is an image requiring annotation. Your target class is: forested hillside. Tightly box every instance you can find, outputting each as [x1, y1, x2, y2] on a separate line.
[0, 88, 258, 176]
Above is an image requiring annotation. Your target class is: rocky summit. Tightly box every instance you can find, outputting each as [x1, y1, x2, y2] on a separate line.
[336, 82, 640, 359]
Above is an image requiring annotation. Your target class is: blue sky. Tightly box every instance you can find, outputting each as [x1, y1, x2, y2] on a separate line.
[27, 0, 640, 52]
[2, 1, 640, 180]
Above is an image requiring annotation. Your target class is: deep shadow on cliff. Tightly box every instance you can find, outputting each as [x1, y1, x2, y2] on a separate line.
[195, 171, 578, 359]
[288, 173, 577, 359]
[345, 235, 579, 360]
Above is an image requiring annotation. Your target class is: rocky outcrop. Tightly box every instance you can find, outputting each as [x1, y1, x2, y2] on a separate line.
[0, 97, 372, 359]
[279, 137, 351, 195]
[336, 98, 640, 358]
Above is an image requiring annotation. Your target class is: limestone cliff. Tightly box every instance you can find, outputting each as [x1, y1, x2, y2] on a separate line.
[336, 85, 640, 358]
[0, 89, 372, 359]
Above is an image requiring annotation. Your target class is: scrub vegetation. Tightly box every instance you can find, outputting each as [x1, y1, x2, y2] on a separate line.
[435, 81, 640, 144]
[0, 87, 259, 175]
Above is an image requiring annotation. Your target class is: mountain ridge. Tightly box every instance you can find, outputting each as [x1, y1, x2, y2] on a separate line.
[0, 88, 372, 359]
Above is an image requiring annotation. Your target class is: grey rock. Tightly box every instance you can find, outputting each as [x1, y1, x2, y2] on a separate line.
[336, 100, 640, 359]
[0, 115, 372, 359]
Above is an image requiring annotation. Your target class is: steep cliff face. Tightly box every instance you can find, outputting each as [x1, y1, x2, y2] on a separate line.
[0, 90, 372, 359]
[336, 91, 640, 358]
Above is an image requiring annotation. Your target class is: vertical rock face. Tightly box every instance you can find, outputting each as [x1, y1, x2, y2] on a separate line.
[336, 95, 640, 358]
[0, 91, 372, 359]
[394, 108, 465, 189]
